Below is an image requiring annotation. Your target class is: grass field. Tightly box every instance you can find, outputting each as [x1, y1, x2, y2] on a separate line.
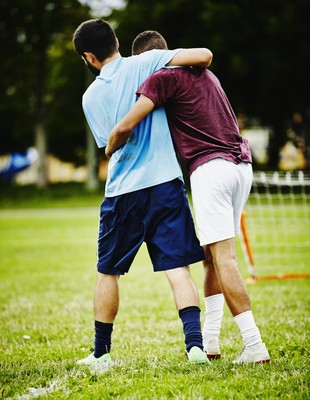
[0, 185, 309, 399]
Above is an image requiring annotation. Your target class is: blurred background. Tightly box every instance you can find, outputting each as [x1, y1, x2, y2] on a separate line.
[0, 0, 309, 188]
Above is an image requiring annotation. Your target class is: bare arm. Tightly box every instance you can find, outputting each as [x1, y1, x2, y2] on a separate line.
[105, 95, 155, 159]
[105, 47, 213, 158]
[167, 48, 213, 68]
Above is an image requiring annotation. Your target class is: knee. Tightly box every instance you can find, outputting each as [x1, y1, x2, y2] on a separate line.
[209, 241, 238, 271]
[165, 266, 190, 285]
[214, 253, 237, 271]
[96, 272, 119, 285]
[166, 266, 188, 278]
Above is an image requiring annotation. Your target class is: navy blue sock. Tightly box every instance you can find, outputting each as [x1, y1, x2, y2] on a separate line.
[179, 306, 203, 352]
[93, 321, 113, 358]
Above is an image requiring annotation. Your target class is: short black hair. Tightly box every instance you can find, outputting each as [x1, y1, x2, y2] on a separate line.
[132, 30, 168, 55]
[73, 19, 118, 61]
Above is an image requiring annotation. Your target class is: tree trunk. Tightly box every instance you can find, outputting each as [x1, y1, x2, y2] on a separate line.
[85, 70, 98, 191]
[35, 121, 48, 188]
[86, 121, 98, 191]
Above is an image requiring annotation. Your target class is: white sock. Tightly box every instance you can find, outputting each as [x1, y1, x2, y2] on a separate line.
[234, 310, 262, 348]
[203, 293, 224, 343]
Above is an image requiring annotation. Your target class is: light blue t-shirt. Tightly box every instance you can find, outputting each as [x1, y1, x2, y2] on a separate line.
[82, 49, 183, 197]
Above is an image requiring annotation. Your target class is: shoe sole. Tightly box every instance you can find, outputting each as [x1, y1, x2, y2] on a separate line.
[188, 357, 210, 364]
[233, 358, 271, 365]
[190, 360, 209, 364]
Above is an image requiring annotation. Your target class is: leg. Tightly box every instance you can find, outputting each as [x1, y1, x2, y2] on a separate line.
[165, 266, 209, 364]
[77, 272, 119, 366]
[92, 272, 119, 357]
[165, 266, 199, 310]
[202, 245, 224, 358]
[94, 272, 120, 322]
[208, 238, 250, 316]
[209, 238, 270, 363]
[203, 245, 222, 297]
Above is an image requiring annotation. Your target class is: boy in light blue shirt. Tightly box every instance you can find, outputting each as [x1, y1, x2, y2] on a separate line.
[73, 18, 213, 368]
[82, 49, 182, 196]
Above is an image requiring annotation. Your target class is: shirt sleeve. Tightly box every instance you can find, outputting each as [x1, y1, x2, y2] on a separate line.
[141, 49, 182, 73]
[82, 88, 112, 148]
[81, 50, 182, 148]
[137, 69, 177, 108]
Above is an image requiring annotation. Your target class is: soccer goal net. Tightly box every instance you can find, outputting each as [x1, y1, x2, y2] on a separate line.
[241, 170, 310, 280]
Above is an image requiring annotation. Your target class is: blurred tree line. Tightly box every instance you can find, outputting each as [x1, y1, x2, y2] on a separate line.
[0, 0, 309, 184]
[0, 0, 91, 185]
[111, 0, 310, 168]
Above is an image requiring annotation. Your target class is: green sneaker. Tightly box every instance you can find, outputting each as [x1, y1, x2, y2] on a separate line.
[77, 353, 112, 373]
[187, 346, 211, 365]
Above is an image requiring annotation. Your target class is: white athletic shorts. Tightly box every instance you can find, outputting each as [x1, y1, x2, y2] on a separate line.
[190, 158, 253, 246]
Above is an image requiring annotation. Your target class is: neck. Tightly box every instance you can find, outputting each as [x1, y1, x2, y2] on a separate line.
[100, 52, 121, 68]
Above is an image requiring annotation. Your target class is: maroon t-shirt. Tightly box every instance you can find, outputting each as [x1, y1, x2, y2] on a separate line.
[137, 67, 252, 175]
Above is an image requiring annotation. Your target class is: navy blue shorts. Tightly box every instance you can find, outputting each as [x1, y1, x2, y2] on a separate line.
[97, 179, 205, 275]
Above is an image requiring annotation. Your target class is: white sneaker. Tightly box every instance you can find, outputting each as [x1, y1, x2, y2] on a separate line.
[232, 343, 270, 365]
[204, 338, 221, 360]
[77, 353, 112, 373]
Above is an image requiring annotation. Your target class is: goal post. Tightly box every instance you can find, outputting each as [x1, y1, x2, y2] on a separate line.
[240, 170, 310, 280]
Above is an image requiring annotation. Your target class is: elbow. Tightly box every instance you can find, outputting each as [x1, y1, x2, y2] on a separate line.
[201, 48, 213, 68]
[116, 122, 133, 135]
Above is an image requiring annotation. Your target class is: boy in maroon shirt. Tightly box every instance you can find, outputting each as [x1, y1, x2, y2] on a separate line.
[105, 31, 270, 364]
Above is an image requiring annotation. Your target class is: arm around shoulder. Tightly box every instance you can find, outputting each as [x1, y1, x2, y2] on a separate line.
[168, 48, 213, 68]
[105, 95, 155, 159]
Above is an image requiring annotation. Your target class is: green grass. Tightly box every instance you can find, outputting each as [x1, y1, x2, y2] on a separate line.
[0, 182, 104, 209]
[0, 187, 309, 399]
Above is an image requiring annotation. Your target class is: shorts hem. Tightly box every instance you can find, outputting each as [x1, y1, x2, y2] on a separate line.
[200, 233, 237, 246]
[153, 254, 205, 272]
[97, 265, 125, 275]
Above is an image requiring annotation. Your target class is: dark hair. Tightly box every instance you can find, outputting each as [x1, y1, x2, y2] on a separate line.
[73, 19, 118, 61]
[132, 30, 168, 55]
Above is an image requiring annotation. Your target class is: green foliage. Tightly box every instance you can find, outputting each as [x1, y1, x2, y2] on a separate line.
[0, 182, 104, 208]
[0, 0, 91, 163]
[1, 0, 309, 167]
[0, 194, 309, 398]
[46, 42, 91, 164]
[111, 0, 310, 164]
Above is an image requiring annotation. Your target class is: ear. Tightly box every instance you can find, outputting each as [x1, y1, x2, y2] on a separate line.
[84, 52, 96, 64]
